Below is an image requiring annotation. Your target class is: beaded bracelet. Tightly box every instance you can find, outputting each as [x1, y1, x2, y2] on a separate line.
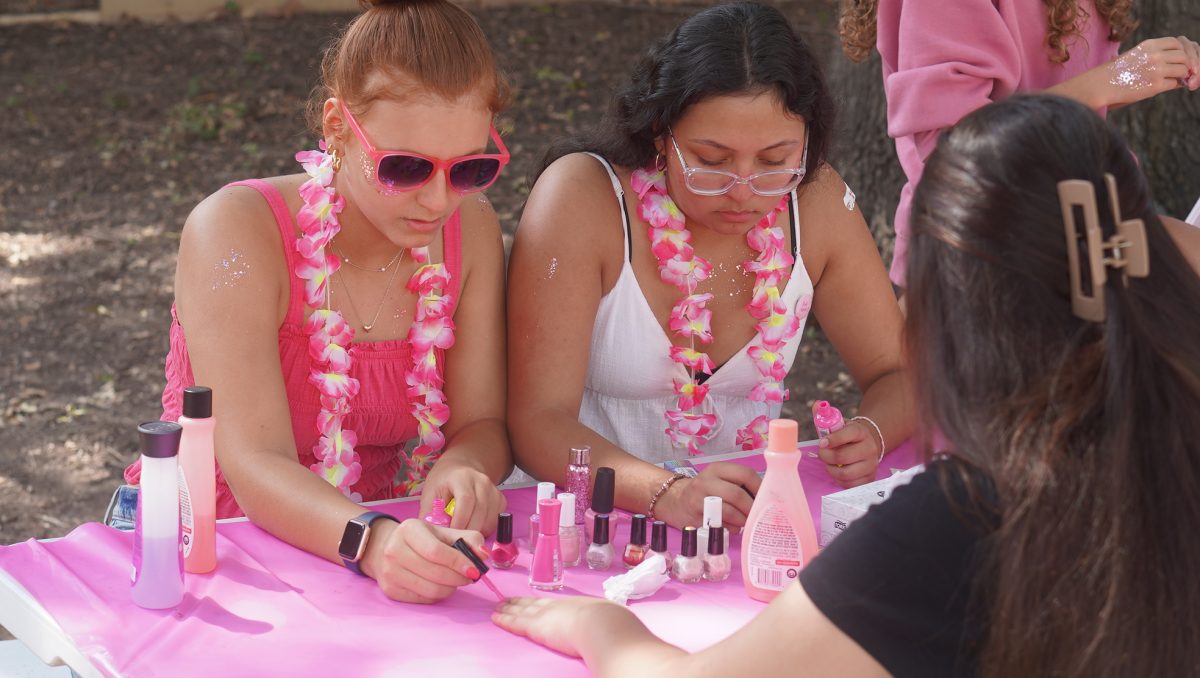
[647, 472, 689, 521]
[850, 415, 886, 462]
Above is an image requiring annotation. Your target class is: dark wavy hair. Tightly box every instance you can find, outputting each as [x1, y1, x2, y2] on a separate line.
[542, 2, 835, 181]
[906, 95, 1200, 676]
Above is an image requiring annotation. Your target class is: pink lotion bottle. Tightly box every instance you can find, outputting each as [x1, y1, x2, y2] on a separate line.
[529, 498, 564, 591]
[741, 419, 818, 603]
[178, 386, 216, 574]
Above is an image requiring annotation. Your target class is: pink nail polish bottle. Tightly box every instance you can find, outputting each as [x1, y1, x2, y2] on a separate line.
[650, 520, 671, 564]
[671, 527, 703, 583]
[529, 498, 564, 591]
[623, 514, 648, 570]
[424, 497, 451, 527]
[586, 467, 628, 543]
[813, 400, 845, 439]
[586, 514, 614, 571]
[528, 481, 556, 554]
[490, 512, 518, 570]
[702, 526, 731, 582]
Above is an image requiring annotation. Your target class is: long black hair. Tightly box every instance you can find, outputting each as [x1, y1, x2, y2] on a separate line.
[542, 2, 835, 180]
[906, 94, 1200, 677]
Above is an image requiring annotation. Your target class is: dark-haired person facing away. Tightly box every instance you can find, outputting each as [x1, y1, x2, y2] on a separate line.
[507, 2, 914, 531]
[123, 0, 515, 603]
[493, 95, 1200, 677]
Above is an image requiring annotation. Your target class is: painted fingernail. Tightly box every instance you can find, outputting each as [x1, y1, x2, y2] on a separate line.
[465, 565, 481, 581]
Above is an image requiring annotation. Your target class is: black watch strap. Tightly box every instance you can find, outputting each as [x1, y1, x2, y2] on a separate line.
[339, 511, 398, 575]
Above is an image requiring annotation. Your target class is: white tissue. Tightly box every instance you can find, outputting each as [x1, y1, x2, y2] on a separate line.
[602, 553, 670, 605]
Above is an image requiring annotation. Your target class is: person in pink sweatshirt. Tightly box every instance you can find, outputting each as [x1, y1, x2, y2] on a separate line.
[838, 0, 1200, 288]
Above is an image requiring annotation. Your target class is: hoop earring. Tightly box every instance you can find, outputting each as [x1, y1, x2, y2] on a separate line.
[655, 152, 667, 172]
[329, 147, 343, 172]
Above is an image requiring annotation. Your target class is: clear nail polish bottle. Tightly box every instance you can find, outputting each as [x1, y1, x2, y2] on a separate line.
[703, 526, 731, 582]
[586, 513, 614, 571]
[650, 519, 671, 564]
[623, 513, 648, 570]
[671, 527, 703, 583]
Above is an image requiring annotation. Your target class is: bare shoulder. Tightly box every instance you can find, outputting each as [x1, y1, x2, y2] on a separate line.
[175, 179, 293, 325]
[180, 181, 289, 263]
[457, 193, 505, 275]
[795, 165, 873, 271]
[515, 152, 627, 262]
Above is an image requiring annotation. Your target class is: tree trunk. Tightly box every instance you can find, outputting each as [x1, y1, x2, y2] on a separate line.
[823, 48, 905, 265]
[1111, 0, 1200, 219]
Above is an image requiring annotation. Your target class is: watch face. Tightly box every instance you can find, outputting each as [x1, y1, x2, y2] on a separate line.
[338, 520, 368, 561]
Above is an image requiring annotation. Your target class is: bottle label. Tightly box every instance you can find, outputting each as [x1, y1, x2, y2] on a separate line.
[746, 502, 804, 591]
[178, 465, 194, 560]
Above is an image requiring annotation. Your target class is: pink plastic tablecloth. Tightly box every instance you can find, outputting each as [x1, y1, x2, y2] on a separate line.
[0, 442, 918, 677]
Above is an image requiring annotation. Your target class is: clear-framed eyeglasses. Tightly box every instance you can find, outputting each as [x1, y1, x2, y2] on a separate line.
[669, 128, 809, 197]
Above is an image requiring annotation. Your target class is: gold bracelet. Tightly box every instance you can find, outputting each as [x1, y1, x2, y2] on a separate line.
[647, 472, 688, 522]
[850, 415, 886, 462]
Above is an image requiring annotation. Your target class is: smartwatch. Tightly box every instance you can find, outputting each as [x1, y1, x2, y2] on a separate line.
[337, 511, 398, 575]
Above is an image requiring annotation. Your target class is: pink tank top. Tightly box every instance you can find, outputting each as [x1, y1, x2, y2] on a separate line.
[123, 179, 463, 518]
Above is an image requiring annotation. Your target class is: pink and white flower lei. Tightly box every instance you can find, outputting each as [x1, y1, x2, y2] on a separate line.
[630, 167, 802, 454]
[294, 142, 454, 501]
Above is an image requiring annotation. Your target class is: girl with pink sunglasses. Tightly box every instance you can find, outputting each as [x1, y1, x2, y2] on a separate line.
[123, 0, 513, 604]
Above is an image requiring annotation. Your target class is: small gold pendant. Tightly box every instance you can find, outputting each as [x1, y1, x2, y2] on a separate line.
[361, 323, 374, 333]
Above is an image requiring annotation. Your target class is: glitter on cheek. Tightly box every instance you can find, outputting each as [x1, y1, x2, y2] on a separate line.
[1108, 47, 1155, 91]
[546, 257, 559, 279]
[210, 249, 251, 290]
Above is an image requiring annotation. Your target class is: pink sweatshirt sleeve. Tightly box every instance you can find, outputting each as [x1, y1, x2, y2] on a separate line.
[878, 0, 1022, 285]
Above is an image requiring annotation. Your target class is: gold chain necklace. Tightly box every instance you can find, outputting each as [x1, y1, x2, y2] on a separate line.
[332, 249, 405, 333]
[332, 243, 405, 273]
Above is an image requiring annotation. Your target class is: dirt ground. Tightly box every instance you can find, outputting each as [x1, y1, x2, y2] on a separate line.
[0, 0, 858, 566]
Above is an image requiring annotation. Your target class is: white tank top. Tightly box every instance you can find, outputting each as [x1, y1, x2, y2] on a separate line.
[579, 153, 815, 462]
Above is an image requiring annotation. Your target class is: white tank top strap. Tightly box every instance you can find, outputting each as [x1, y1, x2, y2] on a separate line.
[788, 188, 801, 257]
[583, 152, 632, 261]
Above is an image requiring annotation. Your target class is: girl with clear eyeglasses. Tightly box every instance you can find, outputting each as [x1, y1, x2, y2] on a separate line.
[506, 2, 913, 531]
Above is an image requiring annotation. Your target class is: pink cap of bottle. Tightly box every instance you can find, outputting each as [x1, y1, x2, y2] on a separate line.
[538, 498, 562, 536]
[813, 401, 845, 432]
[767, 419, 799, 452]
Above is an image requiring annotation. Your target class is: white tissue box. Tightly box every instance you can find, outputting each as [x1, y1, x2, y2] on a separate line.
[819, 465, 924, 547]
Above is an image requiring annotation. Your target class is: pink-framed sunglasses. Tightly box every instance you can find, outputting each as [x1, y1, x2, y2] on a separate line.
[339, 101, 510, 195]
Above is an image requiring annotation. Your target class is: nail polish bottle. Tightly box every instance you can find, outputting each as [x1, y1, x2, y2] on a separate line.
[623, 513, 648, 570]
[557, 492, 581, 567]
[671, 527, 703, 583]
[424, 497, 451, 527]
[585, 467, 619, 543]
[586, 513, 614, 571]
[528, 481, 556, 553]
[490, 512, 518, 569]
[696, 495, 728, 556]
[650, 520, 671, 564]
[703, 526, 731, 582]
[529, 498, 564, 591]
[566, 446, 591, 525]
